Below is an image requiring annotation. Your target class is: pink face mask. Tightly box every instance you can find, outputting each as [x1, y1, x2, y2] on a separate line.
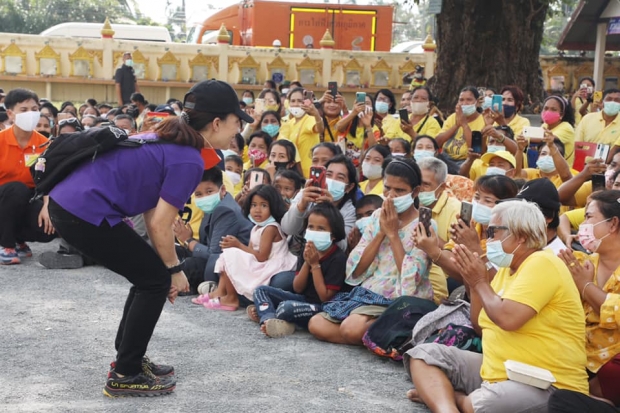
[541, 110, 561, 125]
[578, 218, 611, 252]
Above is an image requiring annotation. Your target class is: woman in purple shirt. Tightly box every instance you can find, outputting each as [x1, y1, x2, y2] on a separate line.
[48, 80, 253, 397]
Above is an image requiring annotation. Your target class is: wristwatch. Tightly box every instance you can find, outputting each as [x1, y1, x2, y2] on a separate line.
[183, 238, 196, 249]
[167, 260, 184, 275]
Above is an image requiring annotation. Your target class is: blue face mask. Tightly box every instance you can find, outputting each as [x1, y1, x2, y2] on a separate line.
[604, 101, 620, 117]
[472, 201, 492, 225]
[536, 155, 556, 173]
[242, 97, 254, 105]
[356, 216, 372, 233]
[486, 145, 504, 154]
[414, 150, 435, 163]
[393, 192, 414, 213]
[262, 123, 280, 137]
[327, 178, 346, 202]
[375, 101, 390, 114]
[486, 235, 520, 268]
[461, 104, 477, 117]
[304, 229, 333, 251]
[482, 96, 493, 110]
[503, 105, 517, 118]
[248, 215, 277, 227]
[195, 192, 221, 214]
[485, 167, 506, 176]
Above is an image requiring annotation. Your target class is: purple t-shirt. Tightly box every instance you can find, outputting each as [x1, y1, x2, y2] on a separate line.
[50, 137, 203, 226]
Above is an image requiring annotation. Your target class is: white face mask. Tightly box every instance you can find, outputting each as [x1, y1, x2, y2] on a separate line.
[14, 111, 41, 132]
[289, 107, 305, 118]
[225, 170, 241, 186]
[485, 166, 507, 176]
[410, 102, 428, 115]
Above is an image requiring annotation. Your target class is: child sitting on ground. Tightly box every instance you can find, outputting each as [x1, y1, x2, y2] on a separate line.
[249, 203, 347, 338]
[347, 194, 383, 255]
[193, 184, 297, 311]
[273, 169, 304, 209]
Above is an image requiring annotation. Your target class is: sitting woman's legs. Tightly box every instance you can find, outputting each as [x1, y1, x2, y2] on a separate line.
[339, 314, 376, 345]
[595, 354, 620, 406]
[308, 314, 348, 345]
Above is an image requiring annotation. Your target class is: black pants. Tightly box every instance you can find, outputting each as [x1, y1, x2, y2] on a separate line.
[48, 198, 170, 376]
[0, 182, 56, 248]
[548, 390, 619, 413]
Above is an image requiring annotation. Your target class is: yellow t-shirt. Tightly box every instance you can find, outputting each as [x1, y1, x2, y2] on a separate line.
[431, 191, 461, 242]
[575, 111, 620, 146]
[323, 116, 341, 143]
[506, 114, 530, 138]
[524, 168, 580, 214]
[478, 251, 588, 393]
[381, 114, 411, 141]
[243, 158, 269, 172]
[440, 113, 486, 161]
[564, 207, 585, 230]
[543, 121, 575, 167]
[428, 264, 448, 305]
[574, 96, 591, 125]
[469, 159, 487, 181]
[573, 252, 620, 372]
[279, 114, 319, 178]
[359, 179, 384, 196]
[573, 181, 592, 208]
[413, 115, 442, 138]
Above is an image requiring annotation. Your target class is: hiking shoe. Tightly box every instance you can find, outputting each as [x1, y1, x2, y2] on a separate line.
[197, 281, 217, 295]
[103, 371, 176, 398]
[15, 243, 33, 258]
[109, 356, 175, 378]
[38, 251, 84, 269]
[0, 248, 20, 265]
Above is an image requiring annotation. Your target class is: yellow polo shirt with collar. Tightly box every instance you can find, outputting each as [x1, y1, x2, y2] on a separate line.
[359, 179, 384, 196]
[431, 191, 461, 242]
[575, 111, 620, 146]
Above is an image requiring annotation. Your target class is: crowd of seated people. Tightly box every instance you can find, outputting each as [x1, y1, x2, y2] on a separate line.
[3, 77, 620, 410]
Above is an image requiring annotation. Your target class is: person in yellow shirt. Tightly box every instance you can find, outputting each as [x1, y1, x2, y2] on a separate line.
[318, 91, 347, 143]
[224, 154, 243, 197]
[558, 152, 620, 207]
[407, 200, 588, 412]
[335, 94, 378, 165]
[398, 86, 442, 141]
[242, 131, 271, 171]
[493, 85, 530, 137]
[571, 77, 596, 125]
[540, 95, 576, 166]
[359, 145, 390, 196]
[558, 190, 620, 405]
[436, 86, 486, 162]
[575, 88, 620, 145]
[374, 88, 411, 141]
[278, 88, 324, 178]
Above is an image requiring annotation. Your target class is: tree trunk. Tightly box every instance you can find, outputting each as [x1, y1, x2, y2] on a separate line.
[427, 0, 549, 114]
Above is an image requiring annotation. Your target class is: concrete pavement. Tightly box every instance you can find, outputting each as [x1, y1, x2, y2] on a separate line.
[0, 240, 431, 413]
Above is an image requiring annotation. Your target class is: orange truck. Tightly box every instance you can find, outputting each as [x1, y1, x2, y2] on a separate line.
[187, 0, 394, 52]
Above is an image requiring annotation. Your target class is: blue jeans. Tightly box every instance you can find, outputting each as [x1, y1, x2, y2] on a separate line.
[269, 270, 296, 292]
[253, 285, 321, 327]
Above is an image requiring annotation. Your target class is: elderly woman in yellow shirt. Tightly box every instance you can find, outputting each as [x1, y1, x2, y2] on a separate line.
[398, 86, 442, 141]
[559, 190, 620, 406]
[278, 87, 324, 178]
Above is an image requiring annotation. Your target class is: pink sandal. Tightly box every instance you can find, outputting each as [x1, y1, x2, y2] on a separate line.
[191, 294, 214, 305]
[203, 297, 237, 312]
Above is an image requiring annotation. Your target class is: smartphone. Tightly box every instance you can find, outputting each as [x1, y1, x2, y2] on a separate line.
[254, 98, 265, 115]
[399, 109, 410, 123]
[580, 83, 588, 90]
[491, 94, 503, 112]
[460, 201, 473, 227]
[355, 91, 366, 104]
[419, 206, 432, 237]
[249, 171, 262, 190]
[303, 90, 313, 105]
[309, 166, 327, 190]
[587, 86, 594, 94]
[471, 131, 483, 154]
[595, 143, 610, 162]
[593, 91, 603, 103]
[592, 174, 606, 192]
[146, 112, 170, 123]
[523, 126, 545, 139]
[328, 81, 338, 97]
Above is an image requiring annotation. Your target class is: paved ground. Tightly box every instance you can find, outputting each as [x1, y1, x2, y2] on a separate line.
[0, 240, 431, 413]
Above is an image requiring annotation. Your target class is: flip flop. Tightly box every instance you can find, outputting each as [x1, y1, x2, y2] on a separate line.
[246, 305, 259, 323]
[191, 294, 214, 305]
[264, 319, 295, 338]
[203, 297, 237, 312]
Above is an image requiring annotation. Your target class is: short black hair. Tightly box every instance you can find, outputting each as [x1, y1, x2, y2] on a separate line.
[389, 138, 411, 155]
[475, 175, 519, 201]
[537, 138, 565, 157]
[274, 169, 304, 191]
[270, 140, 297, 163]
[4, 88, 39, 110]
[366, 144, 391, 161]
[243, 168, 272, 185]
[248, 131, 273, 150]
[589, 190, 620, 221]
[243, 184, 287, 223]
[225, 154, 243, 169]
[40, 102, 59, 118]
[325, 155, 359, 207]
[60, 101, 75, 112]
[311, 142, 342, 157]
[603, 88, 620, 99]
[414, 134, 440, 151]
[86, 98, 97, 107]
[304, 203, 346, 243]
[376, 88, 397, 114]
[233, 133, 245, 153]
[130, 92, 147, 105]
[201, 167, 223, 187]
[357, 194, 383, 211]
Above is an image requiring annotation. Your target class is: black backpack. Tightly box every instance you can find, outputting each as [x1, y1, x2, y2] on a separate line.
[30, 126, 159, 200]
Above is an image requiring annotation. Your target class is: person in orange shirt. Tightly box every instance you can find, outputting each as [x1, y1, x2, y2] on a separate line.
[0, 88, 56, 265]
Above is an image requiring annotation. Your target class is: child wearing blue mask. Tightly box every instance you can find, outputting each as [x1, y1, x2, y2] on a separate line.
[250, 203, 347, 338]
[194, 184, 297, 311]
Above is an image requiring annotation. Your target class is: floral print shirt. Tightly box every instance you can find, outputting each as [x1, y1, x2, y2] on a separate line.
[345, 210, 433, 301]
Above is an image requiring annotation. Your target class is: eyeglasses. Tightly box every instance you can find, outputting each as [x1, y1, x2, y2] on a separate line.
[486, 225, 509, 239]
[58, 118, 82, 127]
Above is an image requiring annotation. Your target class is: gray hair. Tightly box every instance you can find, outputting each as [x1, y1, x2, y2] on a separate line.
[491, 200, 547, 249]
[417, 157, 448, 184]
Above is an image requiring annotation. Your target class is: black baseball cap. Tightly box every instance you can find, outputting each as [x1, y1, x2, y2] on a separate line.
[183, 79, 253, 123]
[502, 178, 560, 212]
[154, 104, 176, 115]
